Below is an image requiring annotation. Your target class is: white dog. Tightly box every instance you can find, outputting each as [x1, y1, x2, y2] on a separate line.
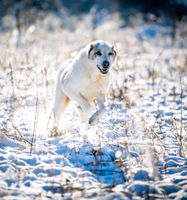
[52, 40, 117, 129]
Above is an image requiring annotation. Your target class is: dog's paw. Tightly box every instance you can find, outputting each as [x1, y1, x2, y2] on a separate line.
[49, 127, 58, 137]
[49, 127, 71, 137]
[88, 115, 97, 126]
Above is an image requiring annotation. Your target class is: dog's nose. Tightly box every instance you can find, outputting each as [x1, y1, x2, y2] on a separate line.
[103, 61, 110, 68]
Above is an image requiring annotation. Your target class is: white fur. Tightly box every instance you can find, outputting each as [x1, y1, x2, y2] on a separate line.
[52, 40, 117, 129]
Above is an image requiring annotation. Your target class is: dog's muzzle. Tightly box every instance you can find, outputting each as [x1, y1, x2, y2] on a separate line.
[97, 61, 110, 74]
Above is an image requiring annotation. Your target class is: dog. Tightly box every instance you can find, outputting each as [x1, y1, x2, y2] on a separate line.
[52, 40, 117, 130]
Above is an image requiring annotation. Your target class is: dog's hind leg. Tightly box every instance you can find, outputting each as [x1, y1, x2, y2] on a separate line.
[52, 88, 70, 129]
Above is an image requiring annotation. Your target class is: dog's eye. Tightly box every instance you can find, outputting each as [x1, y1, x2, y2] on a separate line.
[95, 51, 102, 56]
[108, 52, 114, 56]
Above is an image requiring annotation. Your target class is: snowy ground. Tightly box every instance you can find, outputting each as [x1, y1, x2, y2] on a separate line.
[0, 10, 187, 199]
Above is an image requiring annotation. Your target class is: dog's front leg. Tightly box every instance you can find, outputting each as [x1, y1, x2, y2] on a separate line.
[89, 96, 106, 125]
[77, 105, 91, 124]
[63, 87, 91, 124]
[76, 95, 92, 124]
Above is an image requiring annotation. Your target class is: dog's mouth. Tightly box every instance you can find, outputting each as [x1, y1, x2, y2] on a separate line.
[97, 65, 108, 74]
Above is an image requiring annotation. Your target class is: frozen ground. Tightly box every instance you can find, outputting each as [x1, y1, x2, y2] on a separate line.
[0, 10, 187, 199]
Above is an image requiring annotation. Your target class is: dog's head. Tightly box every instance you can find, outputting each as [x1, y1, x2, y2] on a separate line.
[88, 40, 117, 75]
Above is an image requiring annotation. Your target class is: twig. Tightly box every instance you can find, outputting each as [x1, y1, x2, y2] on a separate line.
[30, 82, 39, 155]
[9, 63, 15, 118]
[179, 73, 184, 157]
[150, 50, 163, 102]
[2, 121, 32, 146]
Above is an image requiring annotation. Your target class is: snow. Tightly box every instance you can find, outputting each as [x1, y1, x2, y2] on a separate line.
[0, 98, 187, 199]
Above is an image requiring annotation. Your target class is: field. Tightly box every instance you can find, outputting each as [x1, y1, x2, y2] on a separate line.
[0, 4, 187, 199]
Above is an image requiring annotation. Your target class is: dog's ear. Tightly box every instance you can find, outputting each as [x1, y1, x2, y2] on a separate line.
[112, 46, 117, 60]
[88, 44, 94, 60]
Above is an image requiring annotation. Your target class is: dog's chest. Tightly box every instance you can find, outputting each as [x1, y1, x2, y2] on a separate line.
[94, 74, 105, 85]
[81, 74, 109, 103]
